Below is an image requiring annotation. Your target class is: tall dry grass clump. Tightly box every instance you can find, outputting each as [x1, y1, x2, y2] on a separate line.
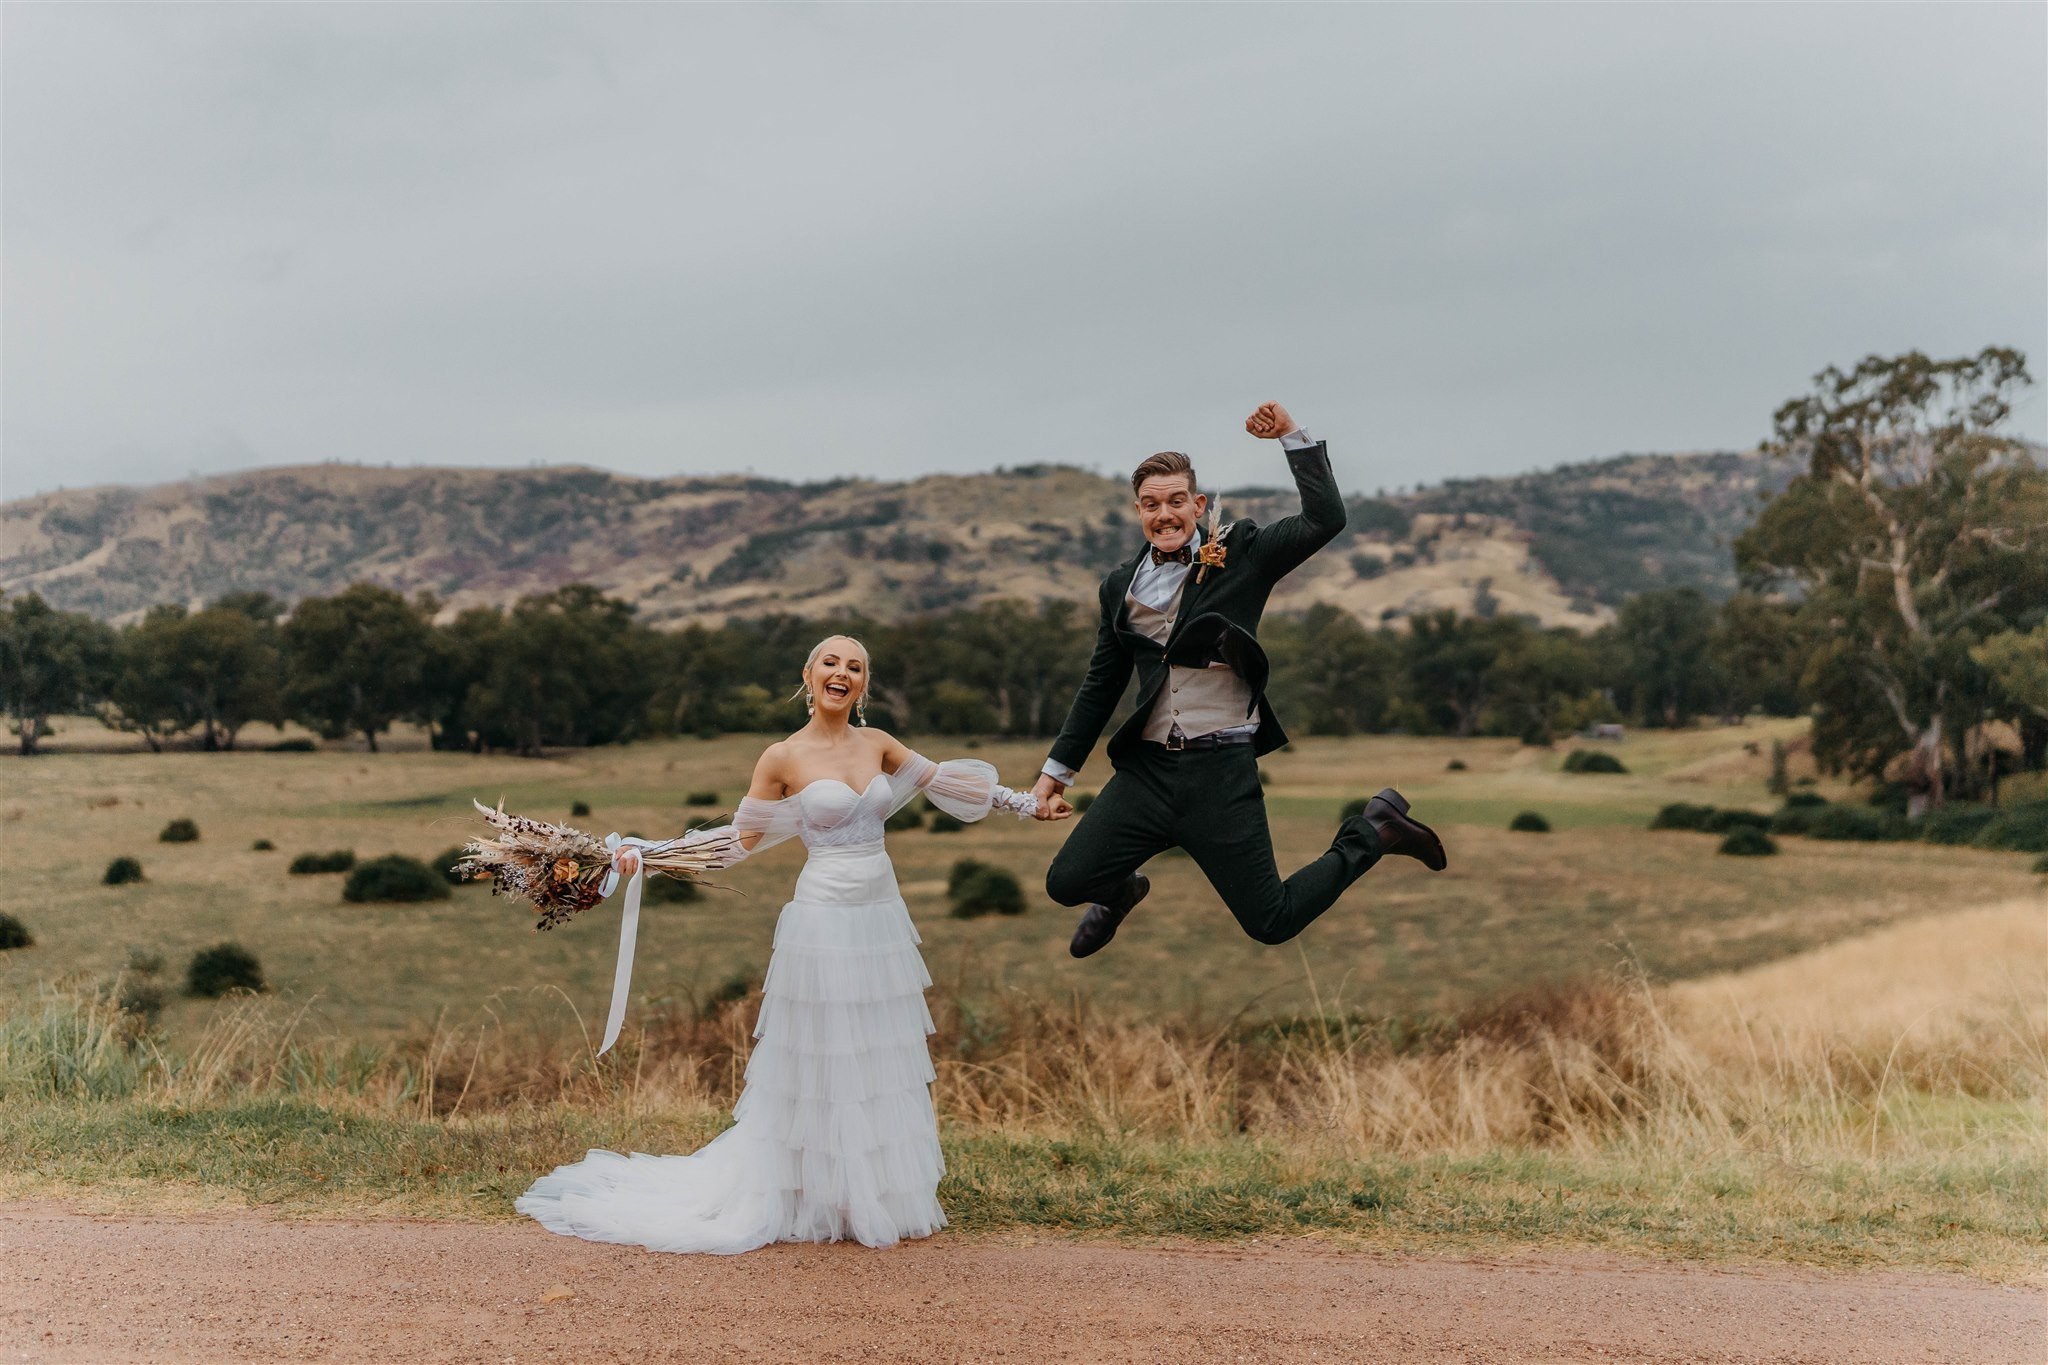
[930, 978, 1723, 1154]
[929, 900, 2046, 1162]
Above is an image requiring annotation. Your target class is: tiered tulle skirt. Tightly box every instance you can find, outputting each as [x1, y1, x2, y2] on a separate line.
[516, 842, 946, 1253]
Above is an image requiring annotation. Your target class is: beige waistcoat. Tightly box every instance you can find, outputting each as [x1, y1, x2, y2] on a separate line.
[1125, 581, 1259, 743]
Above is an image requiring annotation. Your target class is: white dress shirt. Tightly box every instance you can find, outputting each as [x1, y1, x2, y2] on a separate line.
[1041, 427, 1314, 786]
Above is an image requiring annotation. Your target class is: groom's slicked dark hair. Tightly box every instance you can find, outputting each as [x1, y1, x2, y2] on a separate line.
[1131, 451, 1198, 497]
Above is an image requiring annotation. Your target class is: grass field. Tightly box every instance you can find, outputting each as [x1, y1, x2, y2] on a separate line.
[3, 721, 2043, 1277]
[4, 718, 2037, 1041]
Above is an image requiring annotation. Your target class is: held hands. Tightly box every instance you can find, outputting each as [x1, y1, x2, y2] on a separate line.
[1030, 774, 1074, 822]
[1244, 401, 1296, 441]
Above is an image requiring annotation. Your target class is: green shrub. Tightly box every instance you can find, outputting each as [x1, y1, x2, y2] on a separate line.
[265, 738, 317, 752]
[103, 857, 145, 886]
[342, 855, 452, 903]
[1770, 803, 1825, 836]
[884, 805, 924, 832]
[289, 850, 356, 875]
[186, 942, 266, 997]
[2033, 854, 2048, 875]
[948, 860, 1025, 918]
[643, 873, 702, 904]
[1703, 809, 1773, 835]
[946, 858, 988, 897]
[1650, 803, 1716, 831]
[1807, 806, 1910, 843]
[1446, 759, 1468, 771]
[430, 846, 471, 885]
[116, 980, 165, 1025]
[1782, 792, 1829, 809]
[1509, 811, 1551, 833]
[158, 818, 200, 843]
[1865, 782, 1912, 815]
[1561, 749, 1627, 774]
[1341, 797, 1370, 822]
[1718, 828, 1779, 857]
[251, 839, 275, 851]
[1071, 791, 1095, 812]
[685, 791, 719, 807]
[1973, 802, 2048, 855]
[570, 801, 591, 818]
[704, 970, 756, 1009]
[117, 949, 167, 1023]
[1917, 805, 1996, 847]
[928, 811, 965, 834]
[1258, 767, 1272, 787]
[0, 914, 32, 951]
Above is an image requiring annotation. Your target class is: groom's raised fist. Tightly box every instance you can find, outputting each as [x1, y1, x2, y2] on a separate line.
[1244, 401, 1295, 440]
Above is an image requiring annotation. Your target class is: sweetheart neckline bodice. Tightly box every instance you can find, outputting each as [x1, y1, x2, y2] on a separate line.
[788, 773, 890, 799]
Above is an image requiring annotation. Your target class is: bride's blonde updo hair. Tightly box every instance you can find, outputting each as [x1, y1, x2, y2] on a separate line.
[795, 634, 872, 724]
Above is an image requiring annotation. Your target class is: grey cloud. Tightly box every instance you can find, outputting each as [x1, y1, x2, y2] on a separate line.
[3, 3, 2041, 499]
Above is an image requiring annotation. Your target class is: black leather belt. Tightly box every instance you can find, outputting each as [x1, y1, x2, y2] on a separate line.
[1152, 730, 1256, 753]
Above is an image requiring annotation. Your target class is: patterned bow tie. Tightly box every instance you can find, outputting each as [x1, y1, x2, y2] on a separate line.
[1149, 543, 1194, 568]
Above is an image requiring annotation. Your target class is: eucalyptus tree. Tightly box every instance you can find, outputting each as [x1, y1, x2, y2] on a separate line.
[281, 584, 435, 752]
[1735, 348, 2046, 809]
[0, 592, 117, 755]
[1612, 588, 1719, 728]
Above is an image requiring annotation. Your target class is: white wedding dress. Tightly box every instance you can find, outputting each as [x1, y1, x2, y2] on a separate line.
[516, 753, 1019, 1254]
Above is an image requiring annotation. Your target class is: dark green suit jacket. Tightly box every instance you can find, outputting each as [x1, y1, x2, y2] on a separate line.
[1048, 441, 1347, 773]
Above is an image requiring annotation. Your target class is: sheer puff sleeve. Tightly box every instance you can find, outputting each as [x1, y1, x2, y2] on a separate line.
[728, 795, 805, 858]
[888, 752, 1038, 821]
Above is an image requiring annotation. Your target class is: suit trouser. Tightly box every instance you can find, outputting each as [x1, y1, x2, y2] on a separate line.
[1043, 743, 1383, 946]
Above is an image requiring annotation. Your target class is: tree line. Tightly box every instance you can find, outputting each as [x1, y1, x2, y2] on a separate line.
[0, 577, 1811, 747]
[3, 349, 2042, 807]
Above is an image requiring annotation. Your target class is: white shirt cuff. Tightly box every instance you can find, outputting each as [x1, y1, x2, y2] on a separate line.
[1041, 758, 1079, 786]
[1279, 427, 1314, 451]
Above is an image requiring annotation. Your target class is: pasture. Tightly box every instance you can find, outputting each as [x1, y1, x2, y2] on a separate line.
[4, 718, 2036, 1042]
[3, 720, 2043, 1277]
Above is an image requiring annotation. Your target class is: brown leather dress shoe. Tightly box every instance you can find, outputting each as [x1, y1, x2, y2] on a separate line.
[1361, 788, 1447, 871]
[1068, 873, 1151, 959]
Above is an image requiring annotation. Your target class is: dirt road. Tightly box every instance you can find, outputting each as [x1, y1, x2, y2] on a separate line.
[2, 1202, 2039, 1364]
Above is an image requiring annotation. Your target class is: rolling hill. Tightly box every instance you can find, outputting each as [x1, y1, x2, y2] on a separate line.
[0, 449, 1786, 629]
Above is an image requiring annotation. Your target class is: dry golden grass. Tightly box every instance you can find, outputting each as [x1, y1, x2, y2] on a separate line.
[5, 723, 2044, 1271]
[14, 896, 2038, 1154]
[9, 719, 2036, 1045]
[1670, 898, 2048, 1117]
[5, 896, 2041, 1274]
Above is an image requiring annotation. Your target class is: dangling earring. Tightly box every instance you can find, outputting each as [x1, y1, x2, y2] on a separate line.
[806, 690, 816, 717]
[856, 694, 867, 727]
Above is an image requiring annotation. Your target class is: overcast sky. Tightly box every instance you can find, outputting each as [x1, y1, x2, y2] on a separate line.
[4, 3, 2043, 501]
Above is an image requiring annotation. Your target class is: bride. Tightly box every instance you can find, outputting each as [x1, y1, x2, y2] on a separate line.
[517, 634, 1054, 1253]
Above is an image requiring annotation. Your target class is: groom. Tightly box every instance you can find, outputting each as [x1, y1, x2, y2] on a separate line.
[1030, 402, 1447, 958]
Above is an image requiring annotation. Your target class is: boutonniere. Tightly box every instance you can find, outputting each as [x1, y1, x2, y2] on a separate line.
[1195, 499, 1232, 582]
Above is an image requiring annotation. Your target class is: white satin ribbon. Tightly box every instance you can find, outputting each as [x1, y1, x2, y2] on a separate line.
[596, 832, 669, 1057]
